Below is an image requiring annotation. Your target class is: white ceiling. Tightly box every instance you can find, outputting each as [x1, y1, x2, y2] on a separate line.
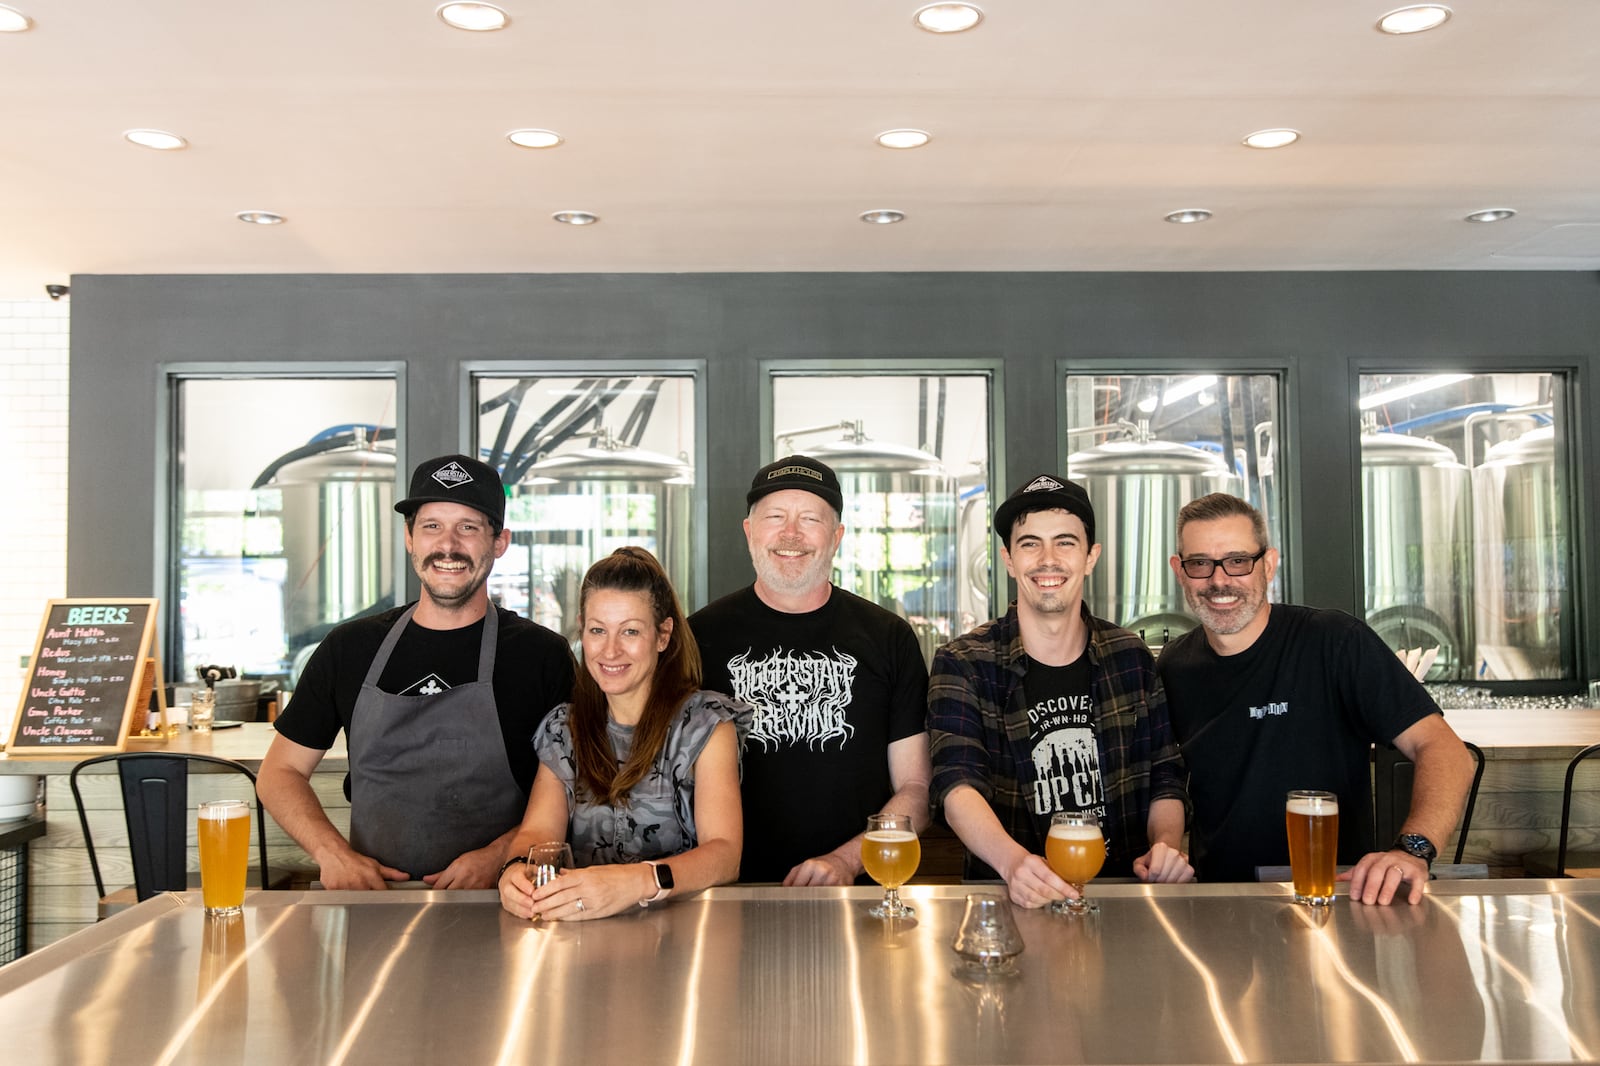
[6, 1, 1600, 299]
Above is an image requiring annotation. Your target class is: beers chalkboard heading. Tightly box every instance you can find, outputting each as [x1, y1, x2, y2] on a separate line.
[8, 598, 163, 754]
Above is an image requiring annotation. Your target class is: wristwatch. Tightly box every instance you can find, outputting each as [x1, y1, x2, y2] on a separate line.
[497, 854, 530, 879]
[639, 860, 675, 906]
[1392, 833, 1438, 867]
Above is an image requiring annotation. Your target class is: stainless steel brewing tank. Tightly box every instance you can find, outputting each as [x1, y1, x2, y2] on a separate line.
[1473, 426, 1566, 679]
[1068, 439, 1239, 641]
[508, 443, 694, 642]
[803, 439, 960, 663]
[1360, 432, 1473, 682]
[264, 441, 396, 652]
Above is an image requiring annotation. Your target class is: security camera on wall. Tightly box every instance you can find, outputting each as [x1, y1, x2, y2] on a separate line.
[45, 284, 69, 301]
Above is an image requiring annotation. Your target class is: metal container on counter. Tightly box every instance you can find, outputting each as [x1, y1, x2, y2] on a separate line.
[1473, 425, 1568, 679]
[1360, 431, 1474, 681]
[1068, 436, 1239, 642]
[502, 430, 694, 642]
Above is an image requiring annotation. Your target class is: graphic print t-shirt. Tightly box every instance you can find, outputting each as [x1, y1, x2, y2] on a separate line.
[1024, 653, 1105, 824]
[689, 585, 928, 882]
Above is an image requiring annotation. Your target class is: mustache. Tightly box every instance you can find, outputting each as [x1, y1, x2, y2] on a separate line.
[422, 552, 474, 567]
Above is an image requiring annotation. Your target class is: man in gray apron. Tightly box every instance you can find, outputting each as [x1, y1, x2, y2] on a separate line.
[260, 454, 574, 888]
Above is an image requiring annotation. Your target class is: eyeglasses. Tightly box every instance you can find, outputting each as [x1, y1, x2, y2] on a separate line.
[1178, 547, 1268, 579]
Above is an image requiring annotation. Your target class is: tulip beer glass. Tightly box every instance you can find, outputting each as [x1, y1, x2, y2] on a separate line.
[197, 799, 250, 917]
[1286, 790, 1339, 905]
[862, 813, 920, 919]
[1046, 812, 1106, 916]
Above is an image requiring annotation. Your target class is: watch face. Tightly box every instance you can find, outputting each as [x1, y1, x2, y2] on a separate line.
[656, 863, 675, 891]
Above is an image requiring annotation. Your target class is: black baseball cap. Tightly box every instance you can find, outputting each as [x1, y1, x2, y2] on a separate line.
[394, 454, 507, 532]
[746, 454, 844, 516]
[992, 473, 1096, 546]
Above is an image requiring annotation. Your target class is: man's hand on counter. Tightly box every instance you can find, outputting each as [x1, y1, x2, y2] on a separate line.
[316, 844, 409, 890]
[423, 843, 506, 890]
[1340, 849, 1430, 905]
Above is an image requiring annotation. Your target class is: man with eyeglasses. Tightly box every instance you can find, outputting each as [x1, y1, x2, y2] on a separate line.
[1157, 492, 1475, 904]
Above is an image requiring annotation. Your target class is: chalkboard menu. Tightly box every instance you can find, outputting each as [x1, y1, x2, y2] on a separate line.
[7, 598, 162, 754]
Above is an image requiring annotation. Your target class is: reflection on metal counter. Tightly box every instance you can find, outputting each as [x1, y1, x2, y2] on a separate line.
[2, 882, 1597, 1065]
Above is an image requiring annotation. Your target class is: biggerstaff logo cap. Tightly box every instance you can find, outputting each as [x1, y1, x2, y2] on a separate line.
[746, 454, 844, 515]
[394, 454, 507, 532]
[992, 473, 1096, 546]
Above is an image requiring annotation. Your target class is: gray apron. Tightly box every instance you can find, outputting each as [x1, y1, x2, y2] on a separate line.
[347, 605, 525, 878]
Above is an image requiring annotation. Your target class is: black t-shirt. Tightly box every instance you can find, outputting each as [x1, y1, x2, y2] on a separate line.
[1156, 604, 1440, 881]
[1022, 652, 1104, 822]
[277, 604, 575, 799]
[689, 585, 929, 883]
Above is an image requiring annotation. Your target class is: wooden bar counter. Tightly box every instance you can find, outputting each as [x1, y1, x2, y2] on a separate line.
[1, 881, 1597, 1065]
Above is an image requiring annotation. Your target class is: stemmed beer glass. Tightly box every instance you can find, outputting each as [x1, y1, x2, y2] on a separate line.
[861, 813, 920, 919]
[1045, 811, 1105, 916]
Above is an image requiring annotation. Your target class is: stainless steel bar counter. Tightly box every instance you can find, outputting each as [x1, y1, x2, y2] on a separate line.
[1, 880, 1597, 1065]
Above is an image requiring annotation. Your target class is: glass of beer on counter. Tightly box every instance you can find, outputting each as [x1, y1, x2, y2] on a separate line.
[1285, 790, 1339, 905]
[198, 799, 250, 917]
[1046, 812, 1106, 916]
[862, 813, 920, 919]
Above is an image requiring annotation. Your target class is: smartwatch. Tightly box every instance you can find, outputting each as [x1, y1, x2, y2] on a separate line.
[640, 860, 675, 906]
[1393, 833, 1438, 867]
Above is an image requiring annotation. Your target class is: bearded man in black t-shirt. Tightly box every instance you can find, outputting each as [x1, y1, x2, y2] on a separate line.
[689, 455, 933, 885]
[260, 455, 574, 890]
[1156, 492, 1476, 905]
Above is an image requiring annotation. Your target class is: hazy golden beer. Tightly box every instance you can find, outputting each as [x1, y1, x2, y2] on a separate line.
[198, 799, 250, 917]
[862, 830, 921, 889]
[1046, 822, 1107, 887]
[863, 812, 918, 919]
[1285, 790, 1339, 905]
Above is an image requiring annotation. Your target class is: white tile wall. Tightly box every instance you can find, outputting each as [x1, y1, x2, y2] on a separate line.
[0, 299, 70, 737]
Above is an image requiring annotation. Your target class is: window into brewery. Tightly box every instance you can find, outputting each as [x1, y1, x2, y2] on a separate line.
[767, 369, 997, 663]
[472, 371, 701, 646]
[1358, 372, 1572, 681]
[169, 374, 401, 694]
[1062, 373, 1285, 648]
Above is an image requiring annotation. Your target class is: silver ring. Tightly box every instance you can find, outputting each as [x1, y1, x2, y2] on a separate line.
[575, 898, 586, 912]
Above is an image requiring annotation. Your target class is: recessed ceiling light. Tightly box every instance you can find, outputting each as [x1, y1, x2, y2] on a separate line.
[876, 129, 931, 149]
[552, 211, 598, 225]
[1242, 128, 1300, 150]
[124, 129, 188, 151]
[0, 5, 32, 32]
[1165, 209, 1213, 224]
[236, 210, 285, 226]
[860, 210, 906, 225]
[912, 3, 984, 34]
[436, 2, 509, 31]
[1376, 5, 1451, 35]
[507, 128, 563, 149]
[1464, 208, 1516, 223]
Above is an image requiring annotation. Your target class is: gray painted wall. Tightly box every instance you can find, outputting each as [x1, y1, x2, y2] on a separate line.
[67, 271, 1600, 684]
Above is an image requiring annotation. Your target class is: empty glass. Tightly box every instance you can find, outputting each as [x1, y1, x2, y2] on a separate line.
[951, 893, 1024, 977]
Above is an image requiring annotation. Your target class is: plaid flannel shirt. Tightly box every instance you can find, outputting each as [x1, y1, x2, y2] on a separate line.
[928, 603, 1188, 878]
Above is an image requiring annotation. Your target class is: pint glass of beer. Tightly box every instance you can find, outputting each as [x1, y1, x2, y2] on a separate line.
[862, 813, 920, 919]
[198, 799, 250, 917]
[1285, 790, 1338, 905]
